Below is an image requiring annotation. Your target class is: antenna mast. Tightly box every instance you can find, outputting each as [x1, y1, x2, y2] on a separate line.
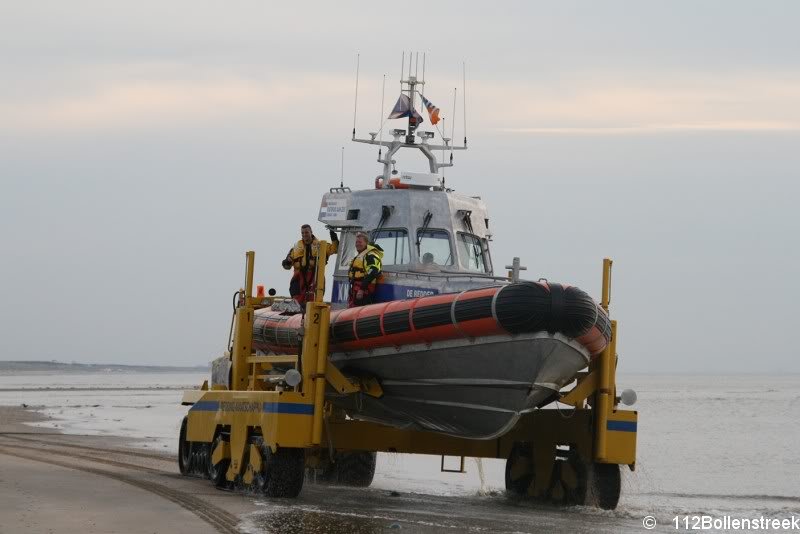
[451, 87, 457, 160]
[377, 74, 387, 160]
[462, 62, 468, 147]
[351, 53, 467, 188]
[401, 52, 423, 144]
[352, 54, 360, 140]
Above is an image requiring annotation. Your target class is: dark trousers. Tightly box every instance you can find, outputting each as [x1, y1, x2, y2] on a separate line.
[348, 281, 374, 308]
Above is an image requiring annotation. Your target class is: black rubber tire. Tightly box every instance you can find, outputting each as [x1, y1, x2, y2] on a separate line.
[587, 463, 621, 510]
[207, 435, 230, 488]
[264, 448, 305, 498]
[177, 417, 192, 475]
[505, 443, 534, 496]
[196, 443, 211, 479]
[248, 438, 268, 494]
[554, 450, 589, 506]
[326, 451, 376, 487]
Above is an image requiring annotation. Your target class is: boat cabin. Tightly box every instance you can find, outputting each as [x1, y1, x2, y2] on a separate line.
[319, 174, 506, 307]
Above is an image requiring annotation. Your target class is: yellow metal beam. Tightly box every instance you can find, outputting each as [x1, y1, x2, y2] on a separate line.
[211, 439, 230, 465]
[322, 410, 595, 458]
[324, 361, 360, 395]
[244, 251, 255, 300]
[231, 307, 254, 391]
[247, 355, 299, 365]
[312, 304, 331, 445]
[359, 375, 384, 398]
[313, 241, 328, 304]
[559, 371, 597, 407]
[230, 251, 257, 392]
[595, 258, 616, 462]
[600, 258, 612, 311]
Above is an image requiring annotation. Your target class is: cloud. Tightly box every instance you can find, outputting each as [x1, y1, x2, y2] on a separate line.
[498, 121, 800, 135]
[3, 65, 800, 137]
[471, 75, 800, 134]
[0, 69, 354, 133]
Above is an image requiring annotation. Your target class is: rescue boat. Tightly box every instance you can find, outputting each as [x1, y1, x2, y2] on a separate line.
[253, 283, 610, 438]
[215, 64, 612, 440]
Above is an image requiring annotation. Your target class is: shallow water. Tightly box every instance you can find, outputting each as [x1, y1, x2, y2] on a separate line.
[1, 372, 798, 532]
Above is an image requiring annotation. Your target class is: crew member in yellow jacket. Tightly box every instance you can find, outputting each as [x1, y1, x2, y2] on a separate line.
[282, 224, 338, 305]
[348, 232, 383, 307]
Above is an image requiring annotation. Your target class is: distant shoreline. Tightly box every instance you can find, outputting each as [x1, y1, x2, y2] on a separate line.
[0, 360, 210, 375]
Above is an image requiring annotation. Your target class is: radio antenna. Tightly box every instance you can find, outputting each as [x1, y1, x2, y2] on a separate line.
[377, 74, 387, 159]
[352, 54, 360, 140]
[441, 117, 446, 188]
[451, 87, 457, 161]
[340, 146, 345, 187]
[400, 51, 405, 82]
[462, 61, 468, 147]
[421, 53, 426, 97]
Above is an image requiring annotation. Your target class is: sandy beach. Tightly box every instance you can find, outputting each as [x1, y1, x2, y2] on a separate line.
[2, 372, 798, 533]
[1, 403, 663, 534]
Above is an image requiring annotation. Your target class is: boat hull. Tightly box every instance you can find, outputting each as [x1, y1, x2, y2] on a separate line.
[328, 332, 589, 439]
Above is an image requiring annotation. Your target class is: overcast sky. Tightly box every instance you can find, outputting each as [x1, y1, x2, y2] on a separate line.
[1, 1, 798, 373]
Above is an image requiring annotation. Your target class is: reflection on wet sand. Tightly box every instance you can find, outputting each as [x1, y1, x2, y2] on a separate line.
[241, 486, 650, 534]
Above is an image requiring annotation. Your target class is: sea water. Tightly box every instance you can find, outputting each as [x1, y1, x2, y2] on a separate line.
[1, 372, 797, 527]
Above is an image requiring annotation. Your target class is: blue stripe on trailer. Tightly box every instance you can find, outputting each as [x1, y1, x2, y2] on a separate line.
[190, 400, 220, 412]
[607, 420, 637, 432]
[263, 402, 314, 415]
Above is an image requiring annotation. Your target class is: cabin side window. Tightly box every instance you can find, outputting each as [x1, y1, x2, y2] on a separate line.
[417, 229, 454, 266]
[458, 232, 491, 273]
[482, 238, 493, 274]
[373, 229, 410, 266]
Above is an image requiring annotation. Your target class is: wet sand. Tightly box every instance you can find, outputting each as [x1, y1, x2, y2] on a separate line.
[0, 405, 245, 534]
[0, 455, 216, 534]
[0, 404, 669, 534]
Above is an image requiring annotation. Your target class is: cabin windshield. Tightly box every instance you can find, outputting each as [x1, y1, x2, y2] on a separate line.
[458, 233, 491, 273]
[373, 229, 410, 266]
[417, 229, 454, 267]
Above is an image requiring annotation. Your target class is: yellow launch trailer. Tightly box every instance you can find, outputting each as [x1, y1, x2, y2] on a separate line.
[179, 247, 637, 508]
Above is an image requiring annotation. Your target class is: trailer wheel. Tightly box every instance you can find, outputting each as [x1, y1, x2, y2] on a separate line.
[586, 463, 621, 510]
[551, 449, 588, 506]
[319, 451, 376, 487]
[178, 417, 192, 475]
[504, 443, 534, 496]
[263, 447, 305, 497]
[207, 435, 230, 488]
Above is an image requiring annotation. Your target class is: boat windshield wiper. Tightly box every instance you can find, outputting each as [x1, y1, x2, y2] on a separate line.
[416, 211, 433, 254]
[460, 210, 483, 271]
[371, 205, 393, 241]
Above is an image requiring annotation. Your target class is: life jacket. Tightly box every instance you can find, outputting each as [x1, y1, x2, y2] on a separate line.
[348, 244, 384, 290]
[288, 238, 338, 274]
[287, 237, 339, 304]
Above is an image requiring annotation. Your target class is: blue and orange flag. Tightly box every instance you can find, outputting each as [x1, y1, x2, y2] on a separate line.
[420, 95, 440, 125]
[388, 94, 424, 124]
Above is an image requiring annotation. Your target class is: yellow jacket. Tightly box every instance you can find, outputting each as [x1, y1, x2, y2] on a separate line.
[348, 244, 384, 284]
[285, 238, 338, 274]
